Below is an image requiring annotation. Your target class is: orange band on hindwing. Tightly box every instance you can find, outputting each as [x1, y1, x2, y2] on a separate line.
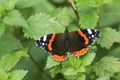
[48, 34, 56, 51]
[72, 48, 88, 56]
[77, 30, 89, 45]
[52, 54, 67, 61]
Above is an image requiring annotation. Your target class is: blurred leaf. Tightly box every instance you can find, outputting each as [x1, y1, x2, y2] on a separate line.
[77, 73, 86, 80]
[80, 12, 99, 29]
[100, 0, 120, 27]
[45, 56, 60, 69]
[78, 66, 86, 73]
[115, 72, 120, 80]
[96, 76, 110, 80]
[0, 33, 23, 56]
[81, 53, 96, 66]
[75, 0, 98, 7]
[96, 0, 112, 7]
[8, 70, 28, 80]
[50, 65, 61, 77]
[33, 0, 55, 13]
[53, 7, 73, 27]
[30, 45, 48, 67]
[16, 0, 41, 8]
[63, 68, 77, 76]
[94, 56, 120, 77]
[0, 69, 8, 80]
[97, 28, 120, 49]
[3, 10, 28, 28]
[102, 0, 112, 4]
[69, 57, 81, 69]
[12, 58, 50, 80]
[0, 23, 5, 38]
[108, 46, 120, 57]
[0, 4, 5, 17]
[50, 0, 65, 4]
[23, 13, 64, 39]
[0, 49, 29, 71]
[0, 0, 20, 10]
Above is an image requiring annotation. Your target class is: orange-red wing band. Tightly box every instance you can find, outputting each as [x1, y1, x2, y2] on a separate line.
[72, 48, 88, 56]
[77, 30, 89, 45]
[48, 34, 56, 51]
[52, 54, 67, 61]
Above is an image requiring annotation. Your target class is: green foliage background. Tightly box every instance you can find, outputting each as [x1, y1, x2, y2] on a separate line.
[0, 0, 120, 80]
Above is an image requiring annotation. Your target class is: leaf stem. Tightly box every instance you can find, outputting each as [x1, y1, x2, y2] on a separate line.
[68, 0, 80, 24]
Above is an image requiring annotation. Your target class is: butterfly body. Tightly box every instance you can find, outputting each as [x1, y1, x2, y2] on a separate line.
[35, 28, 100, 61]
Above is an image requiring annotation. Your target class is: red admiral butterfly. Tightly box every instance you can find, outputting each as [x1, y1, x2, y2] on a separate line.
[35, 28, 100, 61]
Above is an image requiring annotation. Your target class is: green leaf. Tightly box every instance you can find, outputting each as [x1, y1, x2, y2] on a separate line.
[108, 46, 120, 57]
[33, 0, 55, 13]
[17, 0, 55, 13]
[93, 56, 120, 77]
[0, 23, 5, 38]
[53, 7, 72, 27]
[16, 0, 41, 8]
[23, 13, 64, 39]
[78, 66, 86, 73]
[80, 12, 99, 29]
[99, 1, 120, 27]
[3, 10, 28, 28]
[0, 0, 20, 10]
[63, 68, 77, 76]
[0, 33, 23, 56]
[50, 65, 61, 77]
[8, 70, 28, 80]
[97, 28, 120, 49]
[96, 0, 112, 7]
[0, 69, 8, 80]
[0, 49, 29, 71]
[69, 57, 81, 69]
[96, 76, 110, 80]
[77, 73, 86, 80]
[81, 53, 96, 66]
[75, 0, 98, 7]
[45, 56, 60, 69]
[0, 4, 5, 17]
[102, 0, 112, 4]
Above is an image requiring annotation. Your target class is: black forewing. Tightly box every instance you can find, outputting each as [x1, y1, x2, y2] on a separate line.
[51, 33, 67, 56]
[81, 29, 100, 46]
[35, 34, 53, 52]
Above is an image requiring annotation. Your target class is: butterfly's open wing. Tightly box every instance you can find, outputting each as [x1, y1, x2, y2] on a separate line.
[69, 29, 100, 56]
[35, 33, 67, 61]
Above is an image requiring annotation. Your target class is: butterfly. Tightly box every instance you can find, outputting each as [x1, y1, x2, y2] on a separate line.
[35, 28, 100, 61]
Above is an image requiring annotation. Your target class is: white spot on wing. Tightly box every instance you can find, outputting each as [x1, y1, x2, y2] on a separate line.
[42, 43, 44, 45]
[95, 29, 97, 32]
[92, 35, 94, 38]
[87, 29, 92, 34]
[43, 36, 47, 41]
